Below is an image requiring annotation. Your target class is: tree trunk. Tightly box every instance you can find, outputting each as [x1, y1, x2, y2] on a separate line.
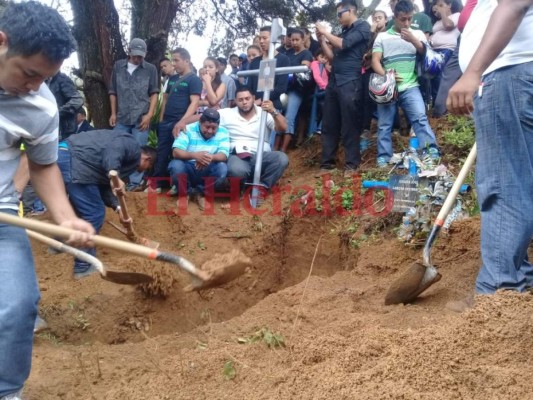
[70, 0, 125, 128]
[130, 0, 181, 65]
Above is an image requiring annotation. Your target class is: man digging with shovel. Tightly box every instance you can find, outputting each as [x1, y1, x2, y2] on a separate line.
[446, 0, 533, 306]
[57, 129, 156, 279]
[0, 3, 95, 399]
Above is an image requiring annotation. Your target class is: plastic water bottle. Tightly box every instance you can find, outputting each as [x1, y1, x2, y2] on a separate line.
[408, 137, 419, 176]
[398, 207, 416, 242]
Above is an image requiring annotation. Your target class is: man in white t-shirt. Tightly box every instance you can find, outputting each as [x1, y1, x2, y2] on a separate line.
[218, 86, 289, 193]
[447, 0, 533, 295]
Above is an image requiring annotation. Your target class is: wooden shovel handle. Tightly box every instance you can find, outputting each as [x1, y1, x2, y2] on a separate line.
[0, 212, 156, 259]
[109, 170, 136, 239]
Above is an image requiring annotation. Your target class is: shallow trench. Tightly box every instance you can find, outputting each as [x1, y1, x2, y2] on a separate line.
[35, 203, 354, 347]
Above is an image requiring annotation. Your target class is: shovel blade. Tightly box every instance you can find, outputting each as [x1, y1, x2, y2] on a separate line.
[102, 270, 154, 285]
[385, 262, 441, 305]
[184, 250, 251, 291]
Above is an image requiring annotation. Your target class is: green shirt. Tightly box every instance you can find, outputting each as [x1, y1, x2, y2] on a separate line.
[373, 27, 428, 92]
[386, 12, 433, 34]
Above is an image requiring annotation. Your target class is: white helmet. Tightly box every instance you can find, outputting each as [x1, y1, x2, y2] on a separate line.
[369, 70, 397, 104]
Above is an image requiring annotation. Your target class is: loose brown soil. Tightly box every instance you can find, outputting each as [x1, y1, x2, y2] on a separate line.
[25, 131, 533, 399]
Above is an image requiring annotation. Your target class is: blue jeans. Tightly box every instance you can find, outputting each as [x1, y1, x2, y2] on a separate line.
[474, 62, 533, 294]
[377, 87, 438, 161]
[114, 123, 149, 186]
[0, 209, 40, 397]
[285, 90, 303, 135]
[227, 151, 289, 189]
[168, 159, 227, 194]
[57, 149, 105, 274]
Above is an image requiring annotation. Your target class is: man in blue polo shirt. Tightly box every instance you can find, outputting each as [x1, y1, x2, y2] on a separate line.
[168, 108, 229, 210]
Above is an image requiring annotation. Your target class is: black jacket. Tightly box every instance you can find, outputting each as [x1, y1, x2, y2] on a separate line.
[66, 130, 141, 185]
[47, 73, 84, 140]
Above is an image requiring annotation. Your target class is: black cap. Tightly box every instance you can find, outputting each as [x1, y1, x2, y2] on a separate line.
[200, 108, 220, 124]
[217, 57, 227, 65]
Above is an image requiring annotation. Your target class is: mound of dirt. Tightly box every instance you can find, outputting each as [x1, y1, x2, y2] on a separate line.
[24, 125, 533, 399]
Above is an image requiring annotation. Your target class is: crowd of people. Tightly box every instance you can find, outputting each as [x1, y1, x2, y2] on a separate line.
[1, 0, 533, 398]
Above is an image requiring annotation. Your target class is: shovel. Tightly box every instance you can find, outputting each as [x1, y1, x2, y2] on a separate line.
[108, 170, 160, 249]
[0, 212, 250, 291]
[25, 229, 153, 285]
[385, 143, 477, 305]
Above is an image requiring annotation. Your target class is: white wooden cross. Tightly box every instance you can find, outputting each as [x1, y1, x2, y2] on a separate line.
[237, 18, 308, 208]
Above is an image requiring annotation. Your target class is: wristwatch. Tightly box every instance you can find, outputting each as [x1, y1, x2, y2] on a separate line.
[271, 109, 279, 117]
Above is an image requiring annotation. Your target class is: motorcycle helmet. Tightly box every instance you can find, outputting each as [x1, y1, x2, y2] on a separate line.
[369, 70, 397, 104]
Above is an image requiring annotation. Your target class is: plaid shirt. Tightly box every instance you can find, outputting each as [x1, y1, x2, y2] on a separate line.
[109, 59, 159, 125]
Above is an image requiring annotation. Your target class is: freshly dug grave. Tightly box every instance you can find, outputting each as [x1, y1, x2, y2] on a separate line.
[25, 130, 533, 399]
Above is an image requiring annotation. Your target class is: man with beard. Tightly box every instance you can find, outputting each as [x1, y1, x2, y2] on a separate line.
[218, 86, 289, 194]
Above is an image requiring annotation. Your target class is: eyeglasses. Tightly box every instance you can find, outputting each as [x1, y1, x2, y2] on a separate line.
[337, 9, 350, 18]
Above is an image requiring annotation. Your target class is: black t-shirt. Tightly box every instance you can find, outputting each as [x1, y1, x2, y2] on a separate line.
[277, 46, 295, 57]
[330, 20, 371, 87]
[248, 53, 290, 111]
[163, 73, 202, 122]
[309, 38, 321, 56]
[288, 49, 313, 67]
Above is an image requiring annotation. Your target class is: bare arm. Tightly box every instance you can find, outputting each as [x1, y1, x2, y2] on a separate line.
[172, 94, 201, 137]
[205, 82, 226, 107]
[319, 36, 334, 61]
[371, 52, 385, 76]
[159, 93, 168, 122]
[173, 148, 227, 163]
[109, 94, 117, 127]
[14, 153, 30, 194]
[447, 0, 533, 114]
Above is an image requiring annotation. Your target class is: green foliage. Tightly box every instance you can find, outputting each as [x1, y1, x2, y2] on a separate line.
[222, 360, 236, 381]
[442, 115, 476, 150]
[237, 327, 286, 348]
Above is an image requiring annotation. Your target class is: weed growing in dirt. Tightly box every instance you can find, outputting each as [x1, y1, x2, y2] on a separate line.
[237, 327, 286, 348]
[66, 299, 91, 331]
[251, 215, 263, 232]
[443, 115, 475, 150]
[223, 360, 236, 381]
[196, 341, 208, 351]
[36, 332, 62, 346]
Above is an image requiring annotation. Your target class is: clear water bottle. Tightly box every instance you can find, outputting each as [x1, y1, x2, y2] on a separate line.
[408, 137, 419, 176]
[398, 207, 416, 242]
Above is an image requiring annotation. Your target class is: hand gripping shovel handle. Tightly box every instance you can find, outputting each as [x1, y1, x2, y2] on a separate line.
[108, 170, 136, 238]
[423, 142, 477, 268]
[25, 229, 105, 275]
[0, 212, 210, 286]
[108, 170, 160, 249]
[25, 229, 153, 285]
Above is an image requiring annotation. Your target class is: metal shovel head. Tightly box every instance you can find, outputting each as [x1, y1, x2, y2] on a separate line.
[184, 249, 252, 291]
[102, 270, 154, 285]
[385, 262, 441, 305]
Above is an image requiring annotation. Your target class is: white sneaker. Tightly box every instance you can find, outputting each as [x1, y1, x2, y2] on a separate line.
[34, 315, 49, 334]
[167, 185, 178, 196]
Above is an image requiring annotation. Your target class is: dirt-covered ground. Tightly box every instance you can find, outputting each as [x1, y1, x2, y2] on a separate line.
[24, 126, 533, 399]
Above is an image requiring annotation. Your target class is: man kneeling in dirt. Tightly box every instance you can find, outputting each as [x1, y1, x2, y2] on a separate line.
[168, 108, 230, 211]
[57, 130, 156, 278]
[218, 86, 289, 203]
